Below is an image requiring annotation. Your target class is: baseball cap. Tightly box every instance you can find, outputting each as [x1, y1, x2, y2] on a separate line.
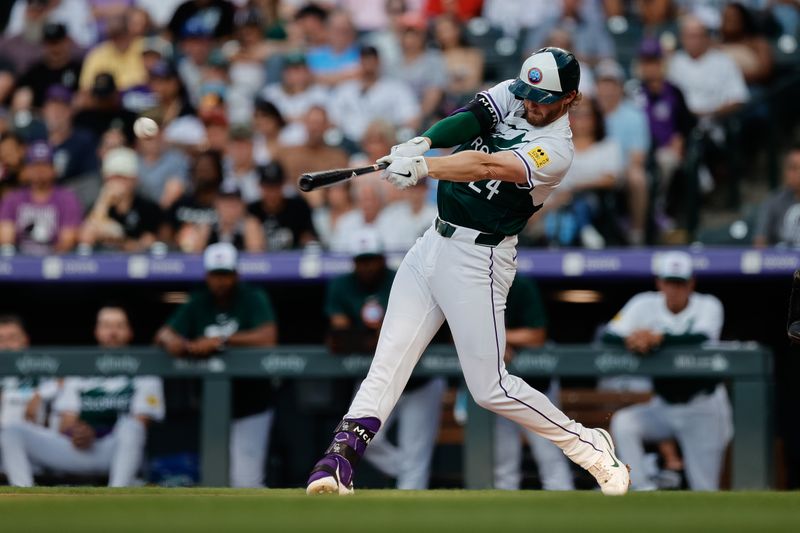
[92, 73, 117, 98]
[44, 84, 72, 104]
[204, 242, 238, 273]
[283, 51, 308, 67]
[42, 22, 67, 42]
[103, 147, 138, 178]
[595, 59, 626, 83]
[229, 123, 254, 141]
[657, 251, 693, 281]
[348, 228, 384, 260]
[258, 161, 284, 186]
[149, 60, 178, 79]
[638, 37, 663, 60]
[25, 141, 53, 165]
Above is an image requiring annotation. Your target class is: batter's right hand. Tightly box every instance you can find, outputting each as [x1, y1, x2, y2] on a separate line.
[377, 136, 431, 165]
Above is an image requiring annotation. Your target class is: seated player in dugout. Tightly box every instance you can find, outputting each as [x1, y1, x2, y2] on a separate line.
[0, 306, 165, 487]
[603, 251, 731, 491]
[156, 242, 278, 488]
[494, 275, 574, 491]
[326, 228, 445, 490]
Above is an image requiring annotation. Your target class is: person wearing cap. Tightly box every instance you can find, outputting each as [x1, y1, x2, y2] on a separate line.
[135, 114, 190, 210]
[259, 52, 329, 147]
[327, 45, 421, 143]
[603, 251, 729, 491]
[42, 85, 99, 189]
[636, 37, 695, 223]
[79, 146, 163, 252]
[72, 73, 138, 141]
[78, 13, 147, 93]
[246, 161, 316, 250]
[0, 140, 82, 255]
[223, 124, 262, 204]
[156, 242, 278, 488]
[252, 98, 286, 166]
[308, 48, 631, 497]
[595, 58, 651, 245]
[325, 228, 446, 490]
[147, 60, 195, 127]
[167, 0, 236, 42]
[16, 22, 82, 108]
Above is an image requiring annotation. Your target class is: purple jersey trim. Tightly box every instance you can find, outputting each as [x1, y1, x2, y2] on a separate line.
[510, 150, 533, 189]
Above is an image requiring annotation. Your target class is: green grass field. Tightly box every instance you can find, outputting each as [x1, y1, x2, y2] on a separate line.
[1, 488, 798, 532]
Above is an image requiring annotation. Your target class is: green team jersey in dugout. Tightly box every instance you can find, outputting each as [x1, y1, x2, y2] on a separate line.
[437, 79, 575, 236]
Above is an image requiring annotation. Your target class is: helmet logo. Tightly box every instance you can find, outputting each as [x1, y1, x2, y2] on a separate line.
[527, 67, 543, 85]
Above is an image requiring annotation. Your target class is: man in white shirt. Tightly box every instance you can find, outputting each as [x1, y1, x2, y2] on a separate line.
[327, 45, 420, 144]
[667, 15, 749, 118]
[376, 178, 437, 252]
[605, 251, 732, 491]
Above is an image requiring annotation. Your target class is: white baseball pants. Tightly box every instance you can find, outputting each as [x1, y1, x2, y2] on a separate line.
[0, 416, 146, 487]
[494, 379, 575, 490]
[362, 377, 446, 489]
[347, 225, 604, 470]
[229, 408, 274, 488]
[610, 385, 733, 490]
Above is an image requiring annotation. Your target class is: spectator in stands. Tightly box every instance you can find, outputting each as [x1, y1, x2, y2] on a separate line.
[147, 61, 196, 129]
[361, 0, 406, 72]
[167, 0, 235, 41]
[635, 0, 680, 49]
[753, 146, 800, 247]
[329, 177, 384, 252]
[43, 85, 101, 208]
[168, 149, 223, 251]
[494, 275, 574, 491]
[395, 12, 448, 123]
[222, 124, 262, 204]
[1, 305, 166, 487]
[292, 3, 329, 49]
[259, 53, 329, 147]
[312, 182, 354, 249]
[15, 23, 82, 108]
[202, 109, 229, 152]
[179, 180, 262, 253]
[0, 1, 54, 76]
[605, 251, 730, 491]
[306, 10, 361, 87]
[0, 141, 81, 255]
[156, 242, 278, 488]
[252, 98, 285, 167]
[135, 117, 190, 210]
[433, 14, 484, 104]
[376, 178, 437, 252]
[277, 105, 349, 206]
[595, 59, 650, 245]
[668, 14, 749, 119]
[247, 161, 316, 250]
[5, 0, 96, 49]
[540, 97, 622, 248]
[636, 38, 695, 225]
[174, 23, 215, 108]
[0, 133, 28, 200]
[719, 2, 773, 86]
[79, 146, 163, 252]
[224, 8, 269, 125]
[328, 45, 420, 144]
[328, 228, 446, 490]
[349, 119, 404, 206]
[73, 73, 138, 141]
[524, 0, 615, 66]
[78, 13, 147, 94]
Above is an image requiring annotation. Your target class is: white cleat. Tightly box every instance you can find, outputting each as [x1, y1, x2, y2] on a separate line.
[588, 428, 631, 496]
[306, 475, 354, 496]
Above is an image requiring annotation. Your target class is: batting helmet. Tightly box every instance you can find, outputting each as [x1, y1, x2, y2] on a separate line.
[508, 47, 581, 104]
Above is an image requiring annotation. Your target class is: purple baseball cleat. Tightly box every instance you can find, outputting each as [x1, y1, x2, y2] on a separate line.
[306, 417, 380, 495]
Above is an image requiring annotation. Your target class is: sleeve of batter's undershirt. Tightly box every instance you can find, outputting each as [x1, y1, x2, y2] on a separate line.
[130, 377, 165, 422]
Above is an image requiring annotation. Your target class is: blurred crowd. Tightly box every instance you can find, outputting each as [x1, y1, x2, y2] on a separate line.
[0, 0, 796, 254]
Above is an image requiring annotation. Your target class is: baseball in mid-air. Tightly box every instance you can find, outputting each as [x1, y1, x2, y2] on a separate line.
[133, 117, 159, 139]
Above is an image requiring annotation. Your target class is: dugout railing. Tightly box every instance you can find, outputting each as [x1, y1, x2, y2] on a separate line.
[0, 343, 772, 490]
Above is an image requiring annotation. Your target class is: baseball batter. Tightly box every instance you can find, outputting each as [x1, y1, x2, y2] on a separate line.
[307, 47, 629, 496]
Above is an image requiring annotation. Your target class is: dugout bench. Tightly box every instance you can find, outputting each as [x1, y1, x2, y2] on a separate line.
[0, 343, 773, 489]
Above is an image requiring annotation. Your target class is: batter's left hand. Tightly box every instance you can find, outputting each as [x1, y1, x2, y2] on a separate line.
[382, 156, 428, 189]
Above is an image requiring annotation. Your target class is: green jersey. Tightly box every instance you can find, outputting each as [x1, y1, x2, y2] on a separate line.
[326, 268, 396, 330]
[505, 275, 548, 330]
[437, 80, 574, 236]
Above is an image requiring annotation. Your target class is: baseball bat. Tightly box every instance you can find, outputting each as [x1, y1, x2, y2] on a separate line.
[298, 162, 389, 192]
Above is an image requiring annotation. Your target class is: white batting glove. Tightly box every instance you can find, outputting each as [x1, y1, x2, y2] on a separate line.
[376, 136, 431, 165]
[382, 156, 428, 189]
